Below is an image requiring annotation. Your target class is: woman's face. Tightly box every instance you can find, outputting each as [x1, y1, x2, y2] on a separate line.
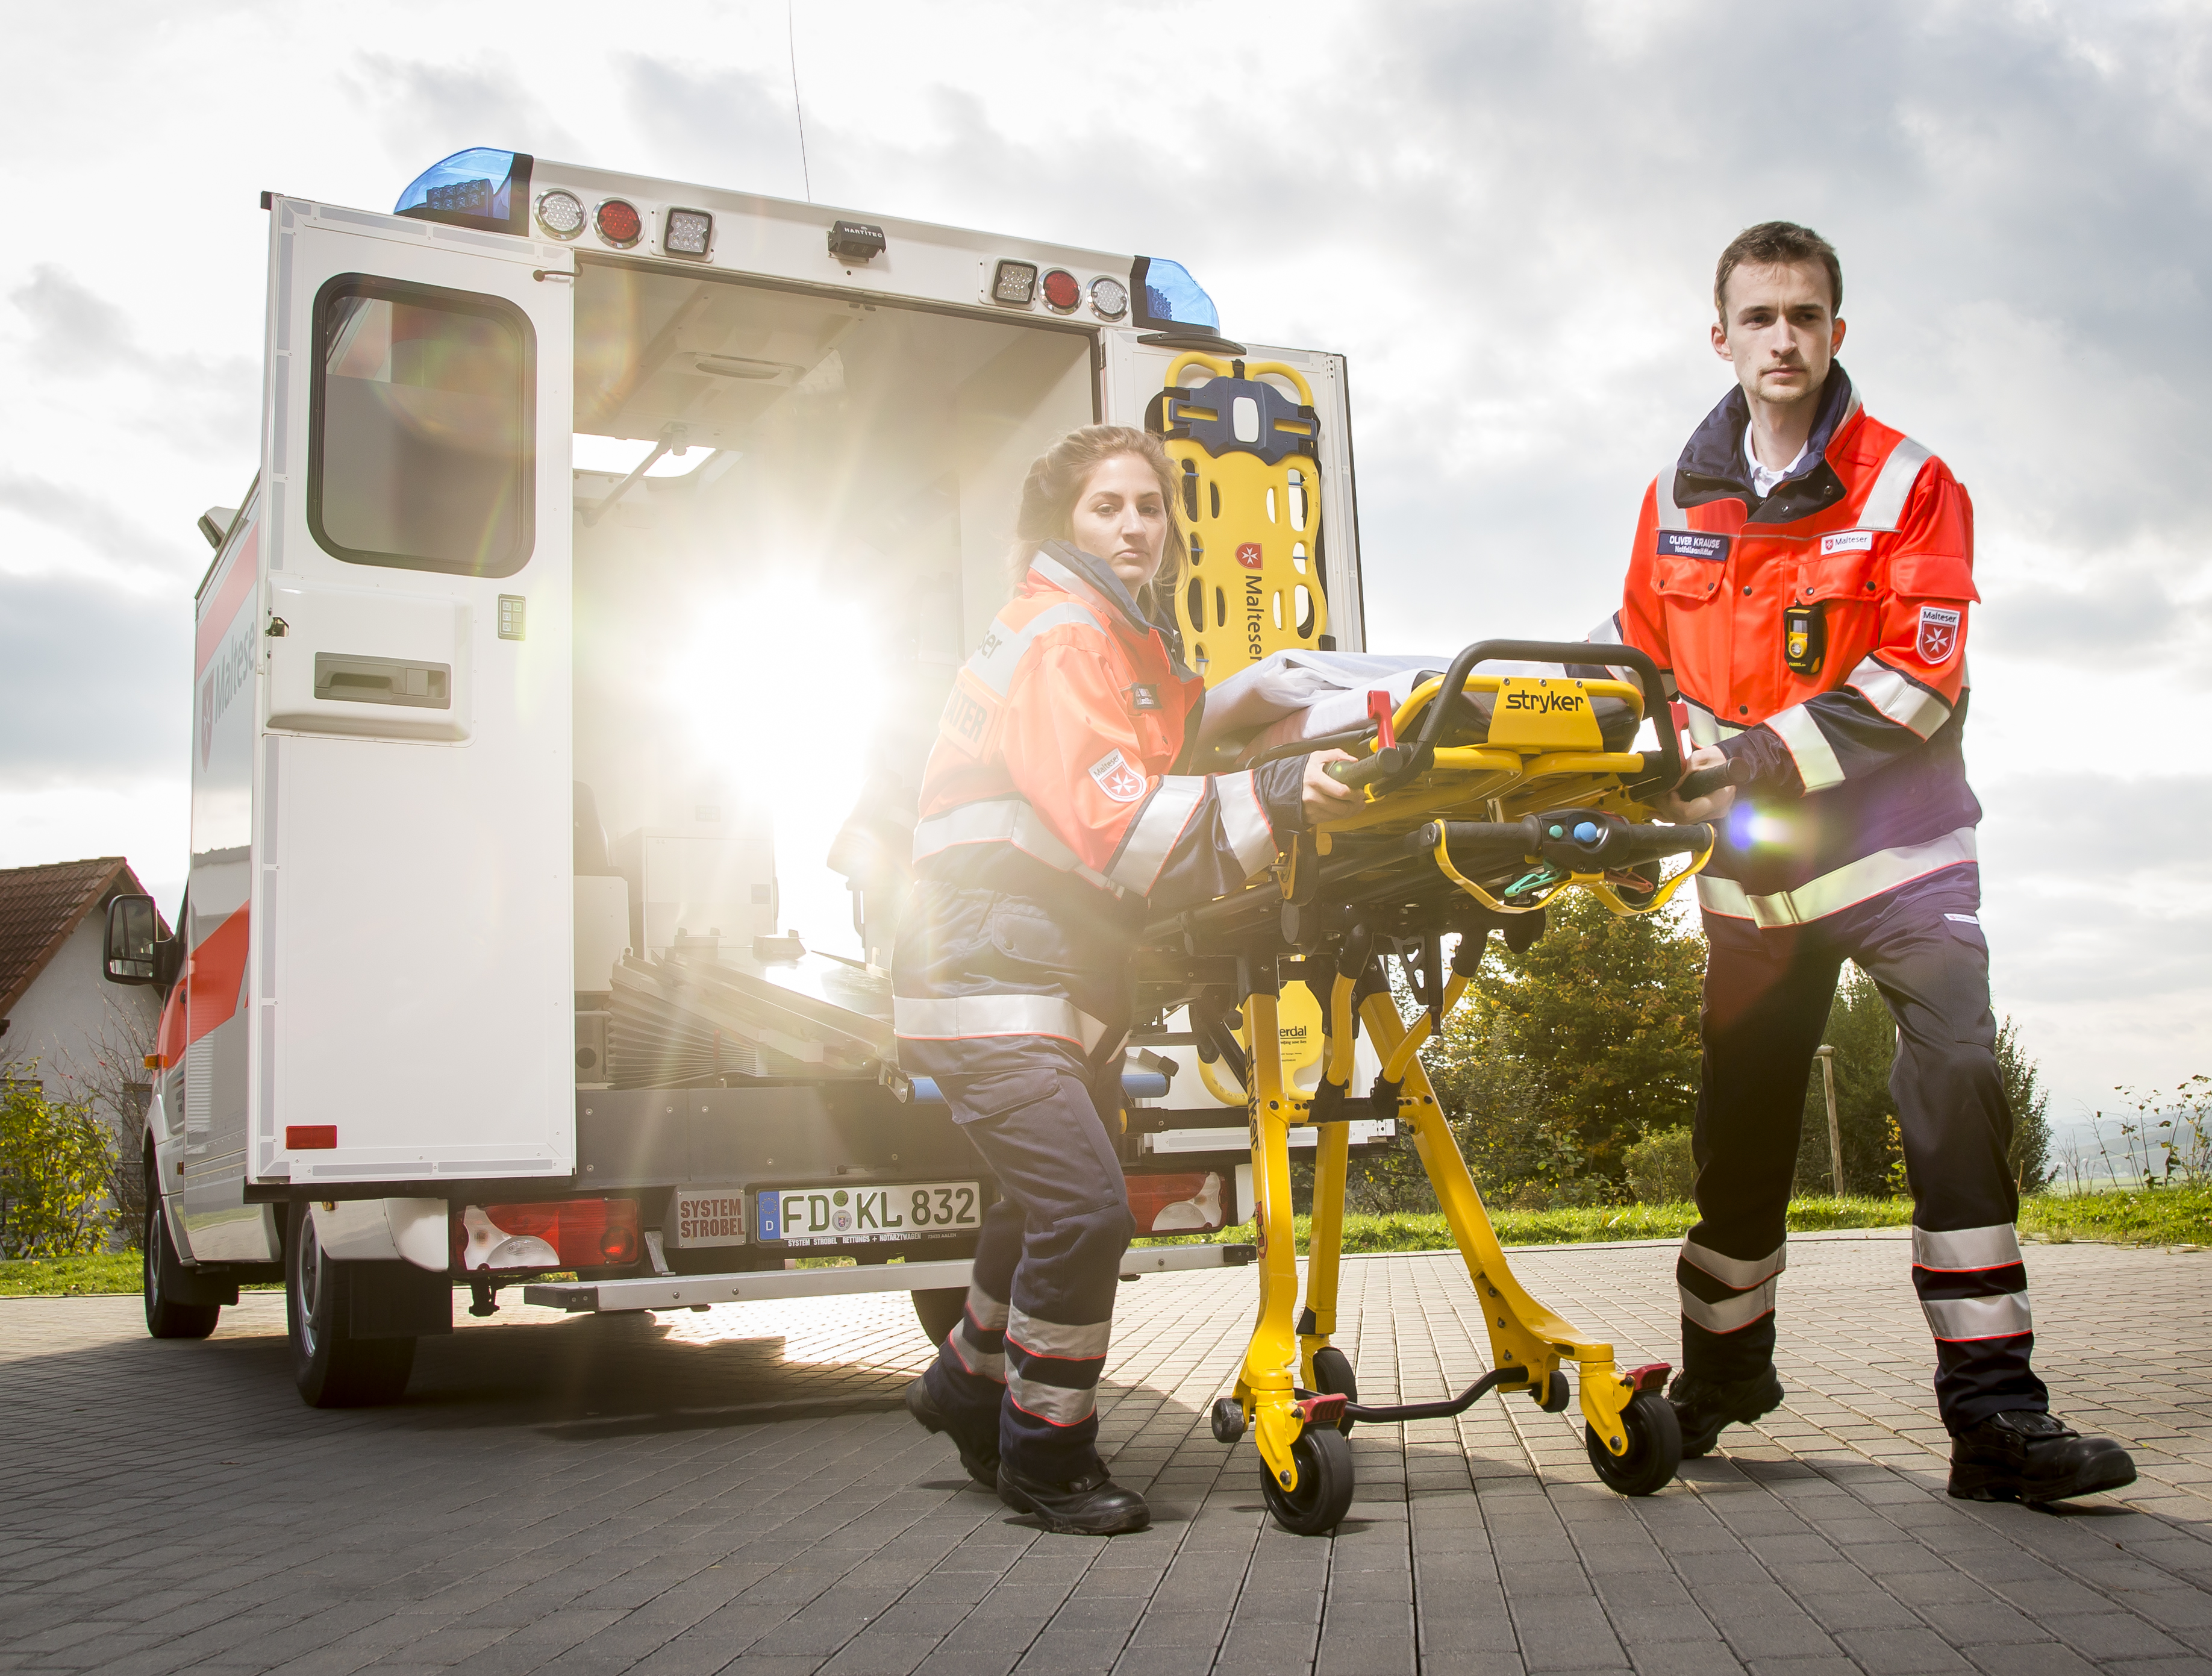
[1069, 453, 1170, 592]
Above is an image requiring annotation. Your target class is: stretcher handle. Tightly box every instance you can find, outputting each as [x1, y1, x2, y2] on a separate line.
[1393, 639, 1683, 796]
[1674, 754, 1754, 804]
[1340, 1362, 1529, 1425]
[1411, 812, 1713, 872]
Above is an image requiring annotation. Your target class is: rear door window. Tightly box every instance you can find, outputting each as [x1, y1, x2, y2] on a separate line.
[309, 275, 535, 577]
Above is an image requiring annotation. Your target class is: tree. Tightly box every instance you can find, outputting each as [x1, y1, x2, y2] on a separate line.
[1426, 893, 1705, 1205]
[0, 1071, 119, 1259]
[1996, 1019, 2054, 1192]
[1792, 965, 1902, 1195]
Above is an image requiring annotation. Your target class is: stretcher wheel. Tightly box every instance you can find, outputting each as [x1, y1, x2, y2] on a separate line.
[1210, 1398, 1247, 1443]
[1540, 1369, 1572, 1412]
[1584, 1390, 1681, 1496]
[1261, 1424, 1355, 1536]
[1310, 1346, 1358, 1434]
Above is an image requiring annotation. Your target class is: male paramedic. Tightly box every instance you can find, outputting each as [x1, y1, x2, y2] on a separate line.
[1594, 220, 2135, 1504]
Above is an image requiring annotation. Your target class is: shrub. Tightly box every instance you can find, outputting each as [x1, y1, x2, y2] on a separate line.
[1624, 1125, 1697, 1204]
[0, 1074, 119, 1259]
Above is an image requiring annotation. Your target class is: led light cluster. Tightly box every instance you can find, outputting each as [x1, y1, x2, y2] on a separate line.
[991, 259, 1131, 320]
[535, 190, 585, 239]
[595, 199, 642, 247]
[665, 207, 713, 258]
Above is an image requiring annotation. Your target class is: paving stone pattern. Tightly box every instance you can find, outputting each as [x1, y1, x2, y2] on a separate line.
[2, 1231, 2208, 1675]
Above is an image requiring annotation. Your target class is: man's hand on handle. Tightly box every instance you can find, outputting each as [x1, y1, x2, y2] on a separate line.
[1655, 743, 1739, 824]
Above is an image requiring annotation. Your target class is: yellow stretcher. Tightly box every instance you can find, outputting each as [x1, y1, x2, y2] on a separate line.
[1136, 637, 1716, 1534]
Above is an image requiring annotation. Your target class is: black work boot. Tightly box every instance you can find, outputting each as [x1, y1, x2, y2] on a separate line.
[1668, 1367, 1785, 1459]
[996, 1463, 1151, 1534]
[1948, 1410, 2137, 1504]
[903, 1377, 999, 1490]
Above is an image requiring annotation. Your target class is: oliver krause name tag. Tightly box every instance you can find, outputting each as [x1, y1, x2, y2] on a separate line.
[1657, 530, 1729, 561]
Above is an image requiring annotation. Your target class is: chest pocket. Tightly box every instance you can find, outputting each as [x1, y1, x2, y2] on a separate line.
[1789, 551, 1876, 605]
[1891, 552, 1980, 602]
[1652, 555, 1723, 601]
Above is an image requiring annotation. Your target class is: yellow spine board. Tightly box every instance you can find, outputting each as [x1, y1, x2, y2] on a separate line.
[1157, 352, 1329, 687]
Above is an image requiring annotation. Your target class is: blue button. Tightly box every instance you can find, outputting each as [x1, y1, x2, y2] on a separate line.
[1573, 821, 1599, 843]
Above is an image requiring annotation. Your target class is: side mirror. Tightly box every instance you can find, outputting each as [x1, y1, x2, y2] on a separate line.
[104, 894, 163, 986]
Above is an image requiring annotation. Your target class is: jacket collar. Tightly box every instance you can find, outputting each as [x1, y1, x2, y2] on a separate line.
[1674, 363, 1862, 526]
[1029, 541, 1198, 681]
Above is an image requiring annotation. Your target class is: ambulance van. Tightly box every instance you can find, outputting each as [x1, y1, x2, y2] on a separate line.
[100, 148, 1372, 1406]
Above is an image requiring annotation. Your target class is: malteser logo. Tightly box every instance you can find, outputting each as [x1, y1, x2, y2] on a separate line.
[1236, 542, 1263, 569]
[1916, 605, 1961, 664]
[1088, 748, 1146, 803]
[198, 622, 255, 768]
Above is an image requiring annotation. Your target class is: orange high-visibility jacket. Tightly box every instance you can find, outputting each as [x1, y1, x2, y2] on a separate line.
[893, 543, 1304, 1076]
[1593, 368, 1982, 928]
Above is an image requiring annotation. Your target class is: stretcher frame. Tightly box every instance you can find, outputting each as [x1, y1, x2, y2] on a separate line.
[1140, 640, 1715, 1533]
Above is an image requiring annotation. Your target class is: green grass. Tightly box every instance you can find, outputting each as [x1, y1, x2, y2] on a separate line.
[8, 1188, 2205, 1296]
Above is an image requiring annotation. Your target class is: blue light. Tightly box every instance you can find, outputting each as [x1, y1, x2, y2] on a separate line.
[1136, 257, 1221, 332]
[1573, 821, 1600, 844]
[395, 148, 522, 225]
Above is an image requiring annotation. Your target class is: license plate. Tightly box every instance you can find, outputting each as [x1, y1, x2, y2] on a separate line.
[757, 1181, 983, 1246]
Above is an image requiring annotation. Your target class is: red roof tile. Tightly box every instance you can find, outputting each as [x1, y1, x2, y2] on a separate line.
[0, 857, 158, 1018]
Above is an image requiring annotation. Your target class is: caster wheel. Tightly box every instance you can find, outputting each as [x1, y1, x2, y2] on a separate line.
[1310, 1345, 1358, 1433]
[1210, 1396, 1247, 1444]
[1261, 1424, 1355, 1536]
[1586, 1389, 1682, 1496]
[1539, 1368, 1572, 1412]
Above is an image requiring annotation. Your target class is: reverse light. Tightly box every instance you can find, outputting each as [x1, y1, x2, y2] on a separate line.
[1089, 275, 1129, 320]
[455, 1198, 642, 1271]
[1040, 269, 1081, 313]
[595, 199, 643, 248]
[536, 190, 585, 239]
[992, 259, 1039, 306]
[664, 207, 713, 258]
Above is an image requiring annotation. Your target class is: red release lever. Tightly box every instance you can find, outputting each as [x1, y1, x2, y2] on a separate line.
[1367, 690, 1397, 750]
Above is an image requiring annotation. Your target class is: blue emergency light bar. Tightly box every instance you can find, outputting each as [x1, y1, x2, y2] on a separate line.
[907, 1071, 1171, 1105]
[394, 148, 533, 237]
[1132, 257, 1220, 333]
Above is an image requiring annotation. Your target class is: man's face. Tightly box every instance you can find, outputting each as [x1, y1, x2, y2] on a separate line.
[1711, 260, 1846, 407]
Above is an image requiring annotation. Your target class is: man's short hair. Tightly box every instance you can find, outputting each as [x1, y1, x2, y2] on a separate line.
[1714, 222, 1842, 320]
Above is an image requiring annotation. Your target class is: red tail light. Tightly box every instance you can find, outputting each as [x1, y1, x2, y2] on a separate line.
[1126, 1171, 1228, 1234]
[286, 1125, 337, 1150]
[454, 1198, 642, 1271]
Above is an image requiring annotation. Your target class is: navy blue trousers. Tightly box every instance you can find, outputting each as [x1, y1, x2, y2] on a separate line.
[921, 1049, 1136, 1480]
[1684, 865, 2049, 1431]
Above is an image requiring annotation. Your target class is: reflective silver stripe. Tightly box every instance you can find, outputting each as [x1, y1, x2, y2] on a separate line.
[964, 1281, 1010, 1332]
[1923, 1292, 2033, 1342]
[949, 1319, 1007, 1381]
[911, 798, 1123, 896]
[892, 993, 1111, 1052]
[1584, 616, 1638, 685]
[965, 602, 1099, 698]
[1682, 701, 1743, 749]
[1766, 703, 1846, 793]
[1913, 1224, 2022, 1272]
[1007, 1305, 1113, 1362]
[1847, 656, 1952, 739]
[1858, 437, 1932, 532]
[1654, 467, 1689, 531]
[1007, 1371, 1096, 1427]
[1215, 769, 1276, 877]
[1107, 775, 1206, 895]
[1678, 1277, 1779, 1334]
[1682, 1238, 1786, 1290]
[1696, 826, 1978, 927]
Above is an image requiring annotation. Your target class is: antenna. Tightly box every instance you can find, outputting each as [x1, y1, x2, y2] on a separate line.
[788, 0, 812, 204]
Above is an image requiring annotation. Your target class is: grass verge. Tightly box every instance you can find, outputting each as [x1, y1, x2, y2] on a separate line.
[0, 1251, 144, 1297]
[2020, 1186, 2212, 1246]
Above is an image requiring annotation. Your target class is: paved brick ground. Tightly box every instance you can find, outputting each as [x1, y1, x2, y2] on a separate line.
[2, 1231, 2208, 1675]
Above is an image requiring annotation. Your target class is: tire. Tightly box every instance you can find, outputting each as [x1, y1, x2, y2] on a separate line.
[143, 1169, 219, 1340]
[911, 1286, 966, 1348]
[1310, 1345, 1358, 1434]
[286, 1204, 416, 1409]
[1586, 1390, 1682, 1497]
[1260, 1424, 1356, 1536]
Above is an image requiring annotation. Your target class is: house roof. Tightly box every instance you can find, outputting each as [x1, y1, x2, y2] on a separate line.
[0, 857, 161, 1020]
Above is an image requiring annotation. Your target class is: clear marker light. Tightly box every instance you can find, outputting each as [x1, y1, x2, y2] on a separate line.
[664, 208, 712, 257]
[1089, 276, 1129, 320]
[992, 260, 1038, 305]
[536, 190, 584, 238]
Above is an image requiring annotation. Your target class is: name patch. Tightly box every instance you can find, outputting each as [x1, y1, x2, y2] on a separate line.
[1657, 530, 1729, 561]
[1127, 684, 1162, 712]
[1089, 748, 1147, 803]
[1916, 605, 1961, 664]
[1821, 529, 1874, 555]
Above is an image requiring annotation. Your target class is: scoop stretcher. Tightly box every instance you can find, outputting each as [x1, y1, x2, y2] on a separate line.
[1139, 639, 1714, 1534]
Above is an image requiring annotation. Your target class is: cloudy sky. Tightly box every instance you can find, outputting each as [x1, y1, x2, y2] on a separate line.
[4, 0, 2205, 1130]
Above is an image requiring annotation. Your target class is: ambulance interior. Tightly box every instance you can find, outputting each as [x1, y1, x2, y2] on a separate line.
[566, 263, 1093, 1016]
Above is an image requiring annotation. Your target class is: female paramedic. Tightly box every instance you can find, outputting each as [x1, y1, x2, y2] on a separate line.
[894, 424, 1353, 1534]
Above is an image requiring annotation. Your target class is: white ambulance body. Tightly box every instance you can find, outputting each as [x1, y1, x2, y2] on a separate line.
[107, 148, 1370, 1404]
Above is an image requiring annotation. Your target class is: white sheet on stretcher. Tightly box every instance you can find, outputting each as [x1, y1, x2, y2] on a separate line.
[1196, 649, 1596, 763]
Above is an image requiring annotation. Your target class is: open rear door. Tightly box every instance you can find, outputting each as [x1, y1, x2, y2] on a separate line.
[1102, 334, 1366, 671]
[254, 193, 575, 1187]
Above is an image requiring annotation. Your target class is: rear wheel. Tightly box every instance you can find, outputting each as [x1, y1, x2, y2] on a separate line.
[1586, 1390, 1682, 1496]
[143, 1168, 219, 1340]
[911, 1286, 966, 1348]
[1261, 1424, 1355, 1536]
[286, 1204, 416, 1408]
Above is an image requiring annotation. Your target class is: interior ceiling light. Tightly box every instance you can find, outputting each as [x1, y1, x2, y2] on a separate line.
[572, 434, 723, 478]
[595, 199, 643, 248]
[692, 355, 801, 381]
[1090, 275, 1129, 320]
[664, 207, 713, 258]
[535, 190, 584, 239]
[1040, 269, 1081, 313]
[992, 260, 1039, 307]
